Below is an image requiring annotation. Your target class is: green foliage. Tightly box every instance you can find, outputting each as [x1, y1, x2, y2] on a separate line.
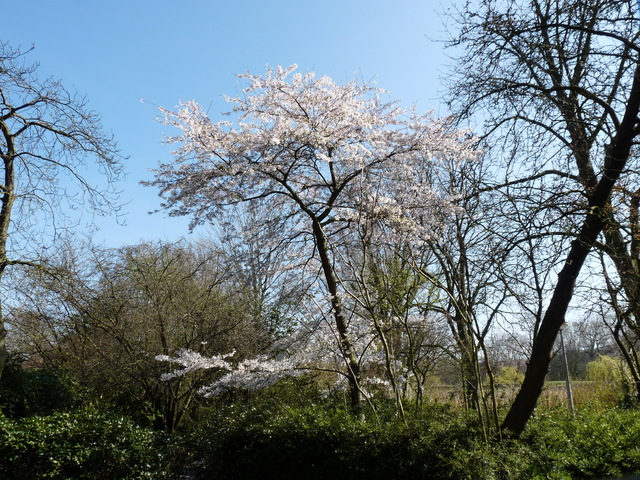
[585, 355, 629, 383]
[0, 409, 183, 479]
[523, 408, 640, 479]
[180, 378, 640, 480]
[0, 355, 75, 417]
[187, 382, 530, 480]
[2, 373, 640, 480]
[494, 365, 525, 385]
[193, 404, 533, 480]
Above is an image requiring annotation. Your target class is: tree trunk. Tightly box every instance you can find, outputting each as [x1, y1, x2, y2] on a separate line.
[501, 59, 640, 436]
[0, 317, 6, 379]
[0, 125, 15, 380]
[501, 231, 594, 435]
[312, 220, 363, 412]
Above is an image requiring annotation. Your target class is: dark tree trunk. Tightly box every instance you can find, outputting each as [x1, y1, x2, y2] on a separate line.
[501, 60, 640, 436]
[312, 220, 363, 412]
[501, 224, 597, 435]
[0, 123, 16, 380]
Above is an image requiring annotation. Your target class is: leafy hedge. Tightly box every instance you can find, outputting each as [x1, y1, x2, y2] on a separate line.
[0, 356, 75, 418]
[522, 408, 640, 479]
[187, 391, 640, 480]
[189, 400, 529, 480]
[0, 409, 182, 479]
[3, 374, 640, 480]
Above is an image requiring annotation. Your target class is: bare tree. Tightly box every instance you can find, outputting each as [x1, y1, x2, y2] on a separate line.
[448, 0, 640, 435]
[0, 43, 122, 378]
[596, 250, 640, 400]
[409, 157, 515, 431]
[10, 240, 263, 432]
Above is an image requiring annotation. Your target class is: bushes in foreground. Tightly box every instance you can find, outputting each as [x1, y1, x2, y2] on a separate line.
[189, 403, 526, 480]
[0, 409, 182, 480]
[523, 408, 640, 479]
[2, 374, 640, 480]
[0, 355, 75, 418]
[189, 399, 529, 480]
[184, 382, 640, 480]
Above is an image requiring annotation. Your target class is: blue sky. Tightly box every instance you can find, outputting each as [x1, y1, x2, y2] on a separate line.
[4, 1, 454, 247]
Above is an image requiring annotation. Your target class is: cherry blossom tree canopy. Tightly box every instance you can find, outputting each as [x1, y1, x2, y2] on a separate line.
[147, 65, 478, 242]
[149, 65, 479, 404]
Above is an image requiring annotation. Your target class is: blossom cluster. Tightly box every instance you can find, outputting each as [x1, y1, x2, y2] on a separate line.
[156, 349, 309, 397]
[156, 349, 235, 381]
[148, 64, 478, 241]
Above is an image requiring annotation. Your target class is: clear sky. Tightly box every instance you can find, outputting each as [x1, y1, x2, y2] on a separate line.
[4, 1, 455, 248]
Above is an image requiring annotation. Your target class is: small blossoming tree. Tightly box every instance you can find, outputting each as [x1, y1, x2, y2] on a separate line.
[148, 65, 477, 410]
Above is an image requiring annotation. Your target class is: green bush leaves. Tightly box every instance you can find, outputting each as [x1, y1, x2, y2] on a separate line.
[0, 410, 180, 480]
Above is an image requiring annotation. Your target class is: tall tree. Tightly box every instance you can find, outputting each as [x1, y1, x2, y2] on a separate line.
[449, 0, 640, 435]
[147, 65, 476, 410]
[0, 43, 122, 378]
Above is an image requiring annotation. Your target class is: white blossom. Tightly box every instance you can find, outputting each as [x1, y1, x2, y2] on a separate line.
[149, 65, 480, 400]
[147, 65, 478, 238]
[155, 349, 235, 381]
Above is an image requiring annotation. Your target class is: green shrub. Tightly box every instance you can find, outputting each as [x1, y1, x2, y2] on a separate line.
[585, 355, 629, 384]
[0, 409, 183, 479]
[188, 391, 532, 480]
[494, 365, 525, 385]
[185, 381, 640, 480]
[523, 408, 640, 479]
[0, 355, 75, 417]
